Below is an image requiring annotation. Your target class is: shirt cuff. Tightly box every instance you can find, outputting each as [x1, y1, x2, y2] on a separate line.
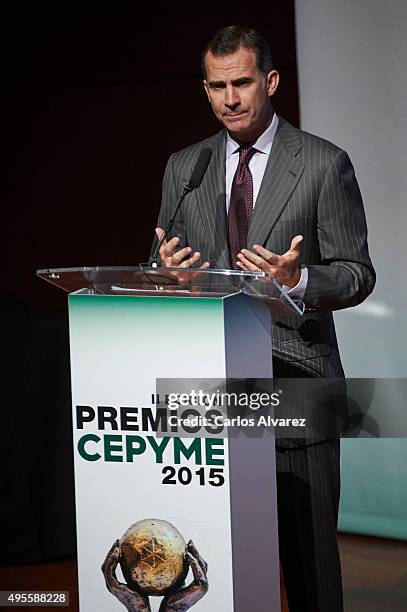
[283, 265, 308, 299]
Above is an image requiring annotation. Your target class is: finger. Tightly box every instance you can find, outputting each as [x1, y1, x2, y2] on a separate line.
[236, 253, 260, 271]
[177, 251, 202, 268]
[239, 249, 275, 271]
[161, 236, 180, 257]
[186, 551, 206, 582]
[187, 541, 208, 574]
[252, 245, 279, 264]
[156, 227, 169, 255]
[236, 260, 249, 271]
[104, 549, 120, 575]
[287, 234, 303, 254]
[235, 256, 254, 271]
[170, 246, 193, 265]
[155, 227, 165, 241]
[199, 261, 210, 269]
[101, 541, 122, 591]
[101, 540, 120, 573]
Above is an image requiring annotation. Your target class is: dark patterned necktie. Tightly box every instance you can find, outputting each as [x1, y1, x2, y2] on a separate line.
[227, 145, 257, 269]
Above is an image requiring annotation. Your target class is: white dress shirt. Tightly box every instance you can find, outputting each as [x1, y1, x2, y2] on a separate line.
[225, 114, 308, 299]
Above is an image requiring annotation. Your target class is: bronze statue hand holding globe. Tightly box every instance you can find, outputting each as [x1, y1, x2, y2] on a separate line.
[101, 519, 208, 611]
[102, 540, 151, 612]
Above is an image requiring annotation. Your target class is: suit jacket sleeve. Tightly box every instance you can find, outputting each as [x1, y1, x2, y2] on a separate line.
[304, 148, 375, 310]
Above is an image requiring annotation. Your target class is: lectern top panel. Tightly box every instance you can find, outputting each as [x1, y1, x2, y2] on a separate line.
[36, 266, 303, 314]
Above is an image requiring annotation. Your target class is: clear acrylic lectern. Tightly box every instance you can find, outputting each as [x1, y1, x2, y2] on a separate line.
[37, 266, 302, 612]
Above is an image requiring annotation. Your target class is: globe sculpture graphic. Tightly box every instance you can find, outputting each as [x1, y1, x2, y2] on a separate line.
[119, 518, 189, 596]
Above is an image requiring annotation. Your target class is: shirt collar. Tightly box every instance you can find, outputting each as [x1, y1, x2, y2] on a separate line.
[226, 112, 279, 158]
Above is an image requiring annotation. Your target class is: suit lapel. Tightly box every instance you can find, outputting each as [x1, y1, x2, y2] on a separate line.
[247, 118, 305, 248]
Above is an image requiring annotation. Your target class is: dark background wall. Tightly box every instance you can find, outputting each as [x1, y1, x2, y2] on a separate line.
[2, 3, 298, 563]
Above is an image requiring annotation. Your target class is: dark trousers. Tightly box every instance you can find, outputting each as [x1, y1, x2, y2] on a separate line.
[274, 359, 343, 612]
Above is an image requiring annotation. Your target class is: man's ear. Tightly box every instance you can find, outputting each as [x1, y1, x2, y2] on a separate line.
[266, 70, 280, 98]
[203, 80, 211, 103]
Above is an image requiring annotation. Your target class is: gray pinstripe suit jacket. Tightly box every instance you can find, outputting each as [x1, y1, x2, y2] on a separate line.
[156, 116, 376, 377]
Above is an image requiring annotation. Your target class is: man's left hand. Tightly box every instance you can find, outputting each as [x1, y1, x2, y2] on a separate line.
[237, 235, 303, 288]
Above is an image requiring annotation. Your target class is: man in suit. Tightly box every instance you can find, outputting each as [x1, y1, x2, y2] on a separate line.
[154, 25, 375, 612]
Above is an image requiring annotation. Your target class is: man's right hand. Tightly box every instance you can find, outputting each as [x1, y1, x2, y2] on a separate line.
[155, 228, 210, 270]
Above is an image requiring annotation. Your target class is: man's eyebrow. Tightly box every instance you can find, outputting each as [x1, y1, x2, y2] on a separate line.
[207, 80, 226, 88]
[207, 76, 254, 88]
[232, 77, 253, 86]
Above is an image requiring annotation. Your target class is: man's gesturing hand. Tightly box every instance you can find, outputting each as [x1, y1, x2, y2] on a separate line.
[155, 228, 210, 270]
[236, 235, 303, 288]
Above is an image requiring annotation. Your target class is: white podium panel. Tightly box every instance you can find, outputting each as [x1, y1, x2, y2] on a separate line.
[68, 291, 279, 612]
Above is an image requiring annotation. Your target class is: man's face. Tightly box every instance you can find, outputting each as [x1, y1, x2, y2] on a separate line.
[203, 46, 279, 142]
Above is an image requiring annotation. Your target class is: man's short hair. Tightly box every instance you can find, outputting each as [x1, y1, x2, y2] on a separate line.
[201, 25, 273, 78]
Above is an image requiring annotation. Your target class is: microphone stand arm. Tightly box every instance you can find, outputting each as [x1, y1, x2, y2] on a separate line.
[150, 181, 192, 268]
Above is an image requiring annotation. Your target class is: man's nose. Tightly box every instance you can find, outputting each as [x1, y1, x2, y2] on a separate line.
[224, 86, 240, 109]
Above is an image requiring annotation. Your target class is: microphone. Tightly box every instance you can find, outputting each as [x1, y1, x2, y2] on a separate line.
[150, 148, 212, 267]
[184, 147, 213, 191]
